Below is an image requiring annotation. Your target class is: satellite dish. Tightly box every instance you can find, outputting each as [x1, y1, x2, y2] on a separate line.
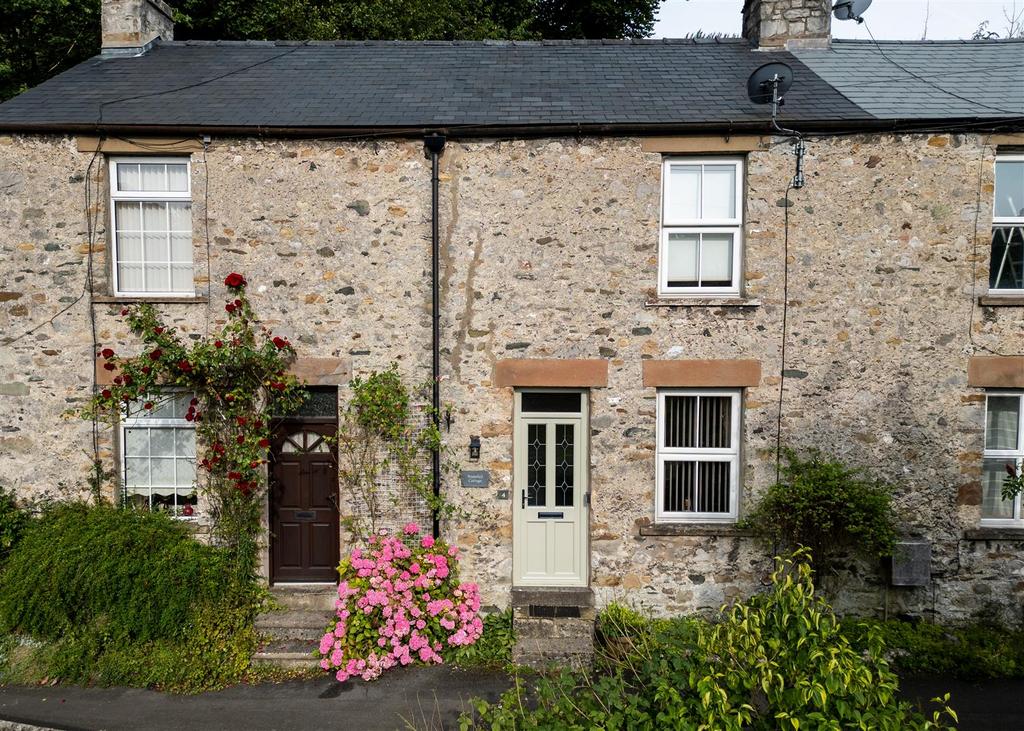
[833, 0, 872, 23]
[746, 62, 794, 105]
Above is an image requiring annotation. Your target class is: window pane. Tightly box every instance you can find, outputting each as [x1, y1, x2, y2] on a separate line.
[117, 163, 141, 191]
[171, 264, 193, 291]
[150, 429, 175, 457]
[700, 397, 732, 449]
[702, 165, 736, 219]
[982, 458, 1017, 519]
[994, 160, 1024, 218]
[124, 428, 149, 457]
[117, 232, 143, 261]
[118, 263, 145, 291]
[520, 392, 581, 413]
[142, 201, 167, 231]
[125, 458, 150, 486]
[666, 233, 699, 286]
[170, 234, 192, 261]
[664, 396, 697, 448]
[700, 233, 734, 286]
[555, 424, 574, 507]
[697, 461, 731, 513]
[989, 226, 1023, 290]
[176, 459, 196, 487]
[987, 396, 1021, 450]
[168, 202, 191, 231]
[667, 165, 700, 220]
[151, 457, 176, 485]
[166, 164, 189, 192]
[526, 423, 547, 507]
[115, 201, 142, 231]
[144, 232, 169, 261]
[663, 460, 695, 512]
[175, 428, 196, 458]
[145, 264, 171, 291]
[140, 163, 167, 192]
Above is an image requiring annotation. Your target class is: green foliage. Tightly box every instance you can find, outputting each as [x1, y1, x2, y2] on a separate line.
[1001, 461, 1024, 502]
[351, 365, 410, 440]
[742, 449, 898, 573]
[596, 601, 650, 639]
[844, 617, 1024, 680]
[462, 551, 957, 730]
[0, 503, 261, 691]
[449, 609, 514, 669]
[0, 488, 28, 562]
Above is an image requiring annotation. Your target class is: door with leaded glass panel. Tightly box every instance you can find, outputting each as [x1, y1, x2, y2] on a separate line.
[513, 391, 589, 587]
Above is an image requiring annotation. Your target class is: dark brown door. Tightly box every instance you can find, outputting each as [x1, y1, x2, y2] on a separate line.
[269, 422, 339, 583]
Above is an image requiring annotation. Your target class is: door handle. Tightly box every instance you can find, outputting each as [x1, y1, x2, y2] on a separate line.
[521, 489, 526, 509]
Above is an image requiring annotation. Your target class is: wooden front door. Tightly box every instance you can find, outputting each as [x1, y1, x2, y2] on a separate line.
[269, 422, 339, 583]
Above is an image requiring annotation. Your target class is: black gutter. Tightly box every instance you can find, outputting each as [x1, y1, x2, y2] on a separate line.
[424, 132, 446, 540]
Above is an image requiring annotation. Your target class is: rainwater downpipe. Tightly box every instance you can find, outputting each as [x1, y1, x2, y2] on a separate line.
[424, 132, 446, 540]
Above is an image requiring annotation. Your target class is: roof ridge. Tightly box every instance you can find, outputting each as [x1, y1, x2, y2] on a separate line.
[158, 37, 752, 48]
[832, 37, 1024, 45]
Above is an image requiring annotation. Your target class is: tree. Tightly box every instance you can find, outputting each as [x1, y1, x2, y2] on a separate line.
[972, 3, 1024, 39]
[1, 0, 661, 101]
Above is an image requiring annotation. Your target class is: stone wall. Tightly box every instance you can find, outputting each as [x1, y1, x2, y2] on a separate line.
[0, 131, 1021, 622]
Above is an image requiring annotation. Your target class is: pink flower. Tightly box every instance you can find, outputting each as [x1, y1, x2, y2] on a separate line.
[403, 522, 420, 535]
[421, 536, 435, 548]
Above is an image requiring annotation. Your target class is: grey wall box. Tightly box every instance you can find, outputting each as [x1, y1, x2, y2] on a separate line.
[891, 541, 931, 587]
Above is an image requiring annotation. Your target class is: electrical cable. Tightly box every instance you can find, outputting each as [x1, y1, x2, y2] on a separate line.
[202, 138, 212, 333]
[775, 182, 795, 485]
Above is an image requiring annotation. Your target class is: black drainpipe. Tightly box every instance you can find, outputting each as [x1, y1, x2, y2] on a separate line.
[424, 132, 446, 540]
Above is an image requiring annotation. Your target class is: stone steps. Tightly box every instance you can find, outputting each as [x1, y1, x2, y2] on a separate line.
[511, 587, 596, 670]
[252, 584, 337, 670]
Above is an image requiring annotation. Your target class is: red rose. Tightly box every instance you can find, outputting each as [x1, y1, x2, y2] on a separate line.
[224, 272, 247, 289]
[103, 362, 116, 371]
[236, 435, 245, 444]
[154, 327, 164, 335]
[255, 420, 264, 429]
[249, 460, 261, 468]
[120, 308, 129, 316]
[149, 349, 162, 360]
[101, 389, 112, 399]
[144, 402, 154, 410]
[113, 376, 122, 385]
[214, 340, 223, 348]
[236, 417, 248, 426]
[258, 438, 270, 448]
[101, 348, 114, 359]
[190, 398, 199, 406]
[185, 413, 194, 422]
[225, 304, 235, 314]
[227, 471, 242, 480]
[234, 299, 242, 308]
[272, 336, 288, 349]
[225, 394, 235, 402]
[178, 360, 192, 372]
[142, 366, 152, 375]
[123, 375, 133, 385]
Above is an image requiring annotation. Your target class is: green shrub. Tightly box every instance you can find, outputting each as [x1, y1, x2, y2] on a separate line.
[0, 502, 261, 691]
[462, 551, 957, 730]
[449, 609, 514, 670]
[0, 488, 28, 561]
[844, 617, 1024, 680]
[742, 449, 898, 573]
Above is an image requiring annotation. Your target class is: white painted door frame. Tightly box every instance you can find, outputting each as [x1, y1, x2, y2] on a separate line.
[512, 389, 590, 587]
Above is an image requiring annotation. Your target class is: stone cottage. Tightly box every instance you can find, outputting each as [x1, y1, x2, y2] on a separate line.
[0, 0, 1022, 665]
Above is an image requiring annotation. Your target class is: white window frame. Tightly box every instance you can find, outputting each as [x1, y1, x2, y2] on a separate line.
[655, 388, 741, 523]
[108, 156, 194, 298]
[990, 153, 1024, 296]
[121, 390, 198, 517]
[981, 391, 1024, 527]
[659, 157, 744, 298]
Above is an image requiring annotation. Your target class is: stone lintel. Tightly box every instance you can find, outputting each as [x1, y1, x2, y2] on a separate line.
[641, 135, 767, 154]
[967, 356, 1024, 388]
[493, 359, 608, 388]
[77, 136, 204, 154]
[639, 522, 754, 537]
[963, 528, 1024, 542]
[642, 359, 761, 388]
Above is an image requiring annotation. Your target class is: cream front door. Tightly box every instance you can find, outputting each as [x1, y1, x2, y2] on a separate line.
[512, 391, 589, 587]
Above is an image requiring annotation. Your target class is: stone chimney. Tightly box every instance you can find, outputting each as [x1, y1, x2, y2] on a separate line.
[742, 0, 831, 50]
[102, 0, 174, 54]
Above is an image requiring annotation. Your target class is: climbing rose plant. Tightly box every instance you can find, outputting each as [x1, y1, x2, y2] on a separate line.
[83, 273, 306, 578]
[318, 523, 483, 682]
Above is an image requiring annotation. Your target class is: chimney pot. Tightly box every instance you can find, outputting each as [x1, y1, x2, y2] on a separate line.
[742, 0, 831, 50]
[102, 0, 175, 54]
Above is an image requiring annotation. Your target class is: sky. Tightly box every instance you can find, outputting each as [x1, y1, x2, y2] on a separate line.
[653, 0, 1021, 40]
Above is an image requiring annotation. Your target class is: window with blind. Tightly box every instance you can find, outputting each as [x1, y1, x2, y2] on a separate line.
[990, 155, 1024, 294]
[108, 157, 193, 296]
[122, 391, 198, 516]
[655, 389, 741, 522]
[982, 392, 1023, 525]
[660, 158, 743, 296]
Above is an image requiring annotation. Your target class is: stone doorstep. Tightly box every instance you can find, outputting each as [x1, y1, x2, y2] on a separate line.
[513, 617, 595, 641]
[510, 586, 594, 608]
[256, 609, 333, 631]
[269, 583, 338, 612]
[251, 651, 320, 670]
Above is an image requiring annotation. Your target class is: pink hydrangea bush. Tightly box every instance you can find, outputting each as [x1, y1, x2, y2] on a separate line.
[317, 523, 483, 682]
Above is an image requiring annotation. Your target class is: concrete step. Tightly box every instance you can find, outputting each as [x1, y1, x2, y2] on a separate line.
[252, 650, 321, 670]
[269, 583, 338, 611]
[514, 616, 594, 640]
[257, 609, 332, 631]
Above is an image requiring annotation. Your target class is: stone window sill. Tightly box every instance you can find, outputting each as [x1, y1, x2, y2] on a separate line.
[644, 298, 760, 309]
[93, 295, 209, 305]
[963, 527, 1024, 541]
[978, 295, 1024, 307]
[640, 523, 754, 537]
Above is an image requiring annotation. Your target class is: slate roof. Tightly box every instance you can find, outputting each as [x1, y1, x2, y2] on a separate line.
[0, 38, 1019, 135]
[793, 39, 1024, 120]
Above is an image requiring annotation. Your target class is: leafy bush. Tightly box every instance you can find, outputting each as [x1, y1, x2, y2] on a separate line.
[844, 617, 1024, 680]
[462, 551, 957, 730]
[318, 523, 483, 682]
[449, 609, 514, 670]
[0, 488, 28, 561]
[742, 449, 898, 572]
[0, 503, 261, 691]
